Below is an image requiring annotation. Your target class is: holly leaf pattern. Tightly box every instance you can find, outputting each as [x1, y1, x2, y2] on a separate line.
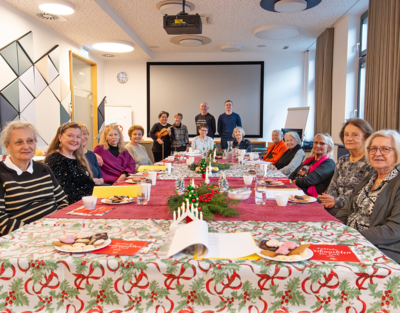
[161, 259, 178, 274]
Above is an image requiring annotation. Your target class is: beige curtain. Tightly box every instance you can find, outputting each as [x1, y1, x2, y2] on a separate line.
[314, 28, 334, 135]
[364, 0, 400, 130]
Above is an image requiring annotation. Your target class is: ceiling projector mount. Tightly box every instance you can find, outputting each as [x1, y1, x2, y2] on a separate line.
[163, 0, 202, 35]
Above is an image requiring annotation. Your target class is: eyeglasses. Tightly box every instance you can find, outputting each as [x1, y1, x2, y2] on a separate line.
[313, 141, 327, 146]
[368, 146, 395, 155]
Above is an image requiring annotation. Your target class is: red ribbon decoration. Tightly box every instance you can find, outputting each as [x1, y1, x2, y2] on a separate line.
[257, 265, 292, 291]
[163, 264, 197, 290]
[73, 263, 105, 290]
[0, 262, 15, 280]
[354, 266, 391, 290]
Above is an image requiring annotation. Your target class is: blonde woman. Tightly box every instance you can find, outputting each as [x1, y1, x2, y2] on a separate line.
[45, 122, 94, 204]
[125, 125, 153, 171]
[93, 125, 135, 184]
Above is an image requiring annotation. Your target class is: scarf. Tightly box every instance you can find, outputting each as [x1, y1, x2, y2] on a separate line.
[275, 144, 302, 170]
[301, 155, 329, 197]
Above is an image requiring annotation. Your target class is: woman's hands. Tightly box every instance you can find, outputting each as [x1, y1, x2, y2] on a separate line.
[116, 173, 127, 182]
[93, 178, 104, 185]
[157, 138, 164, 145]
[95, 153, 104, 166]
[318, 193, 335, 208]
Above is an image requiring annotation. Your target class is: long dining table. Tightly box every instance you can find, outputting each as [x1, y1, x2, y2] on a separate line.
[0, 158, 399, 313]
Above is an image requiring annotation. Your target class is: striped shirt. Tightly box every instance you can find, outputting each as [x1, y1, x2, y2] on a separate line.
[0, 161, 68, 236]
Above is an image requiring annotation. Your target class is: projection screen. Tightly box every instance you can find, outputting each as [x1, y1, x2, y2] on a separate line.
[147, 62, 264, 138]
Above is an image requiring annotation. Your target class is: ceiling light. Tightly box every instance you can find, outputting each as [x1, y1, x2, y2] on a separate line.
[160, 3, 191, 15]
[275, 0, 307, 13]
[93, 40, 134, 53]
[254, 25, 300, 40]
[180, 39, 202, 47]
[170, 35, 211, 46]
[220, 45, 241, 52]
[38, 0, 75, 15]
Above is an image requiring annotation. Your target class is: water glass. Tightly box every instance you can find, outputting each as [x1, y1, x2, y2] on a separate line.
[255, 182, 266, 205]
[256, 165, 264, 182]
[137, 183, 147, 205]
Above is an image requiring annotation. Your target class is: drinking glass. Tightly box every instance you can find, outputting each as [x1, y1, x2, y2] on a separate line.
[256, 165, 264, 183]
[137, 183, 147, 205]
[255, 182, 266, 205]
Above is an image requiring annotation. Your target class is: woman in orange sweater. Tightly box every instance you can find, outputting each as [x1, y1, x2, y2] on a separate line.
[263, 129, 288, 164]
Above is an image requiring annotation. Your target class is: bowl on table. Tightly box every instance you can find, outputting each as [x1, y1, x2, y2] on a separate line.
[227, 190, 251, 200]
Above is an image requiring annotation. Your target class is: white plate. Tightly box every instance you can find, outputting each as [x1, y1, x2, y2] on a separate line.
[256, 248, 313, 263]
[288, 196, 317, 204]
[125, 179, 149, 184]
[55, 238, 111, 253]
[101, 198, 135, 205]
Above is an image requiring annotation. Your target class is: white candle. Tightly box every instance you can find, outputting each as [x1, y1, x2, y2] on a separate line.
[195, 209, 198, 218]
[200, 212, 203, 220]
[178, 208, 181, 218]
[173, 211, 176, 221]
[205, 171, 209, 184]
[186, 198, 189, 209]
[192, 179, 194, 187]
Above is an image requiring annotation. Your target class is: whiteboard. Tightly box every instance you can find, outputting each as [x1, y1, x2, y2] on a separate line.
[105, 106, 132, 141]
[285, 107, 310, 134]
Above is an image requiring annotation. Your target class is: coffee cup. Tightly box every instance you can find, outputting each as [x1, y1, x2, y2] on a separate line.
[275, 194, 289, 206]
[243, 175, 253, 185]
[82, 196, 97, 210]
[165, 163, 172, 174]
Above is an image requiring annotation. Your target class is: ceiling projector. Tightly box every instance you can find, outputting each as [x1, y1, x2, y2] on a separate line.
[163, 13, 202, 35]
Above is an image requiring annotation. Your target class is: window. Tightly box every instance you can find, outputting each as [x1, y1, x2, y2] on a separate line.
[357, 11, 368, 119]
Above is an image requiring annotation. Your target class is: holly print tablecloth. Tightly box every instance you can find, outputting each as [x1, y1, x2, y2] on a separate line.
[0, 218, 399, 313]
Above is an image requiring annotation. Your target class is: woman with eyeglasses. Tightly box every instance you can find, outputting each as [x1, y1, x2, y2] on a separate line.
[289, 133, 335, 196]
[319, 119, 374, 216]
[336, 130, 400, 263]
[191, 124, 214, 152]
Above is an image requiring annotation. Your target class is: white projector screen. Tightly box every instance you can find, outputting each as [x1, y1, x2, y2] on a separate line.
[147, 62, 264, 138]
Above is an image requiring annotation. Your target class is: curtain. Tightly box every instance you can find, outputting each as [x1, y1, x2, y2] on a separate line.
[364, 0, 400, 130]
[314, 28, 334, 135]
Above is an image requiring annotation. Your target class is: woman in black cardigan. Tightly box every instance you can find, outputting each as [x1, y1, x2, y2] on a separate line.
[149, 111, 175, 162]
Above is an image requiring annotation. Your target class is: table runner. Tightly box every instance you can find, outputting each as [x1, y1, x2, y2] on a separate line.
[47, 177, 339, 222]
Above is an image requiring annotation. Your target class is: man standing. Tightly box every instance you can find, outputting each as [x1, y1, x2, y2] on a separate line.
[195, 102, 216, 138]
[217, 100, 242, 149]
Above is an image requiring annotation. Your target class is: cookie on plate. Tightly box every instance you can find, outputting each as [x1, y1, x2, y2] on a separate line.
[289, 244, 310, 255]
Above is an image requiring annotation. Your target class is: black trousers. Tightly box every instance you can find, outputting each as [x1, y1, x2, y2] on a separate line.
[153, 150, 171, 162]
[172, 146, 187, 152]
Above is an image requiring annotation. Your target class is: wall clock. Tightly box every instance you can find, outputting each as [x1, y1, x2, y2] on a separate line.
[117, 72, 128, 84]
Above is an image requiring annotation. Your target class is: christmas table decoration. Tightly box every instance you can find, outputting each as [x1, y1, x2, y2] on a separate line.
[174, 176, 185, 194]
[218, 173, 229, 191]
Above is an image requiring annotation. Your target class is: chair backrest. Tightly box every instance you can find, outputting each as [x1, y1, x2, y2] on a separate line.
[92, 186, 137, 198]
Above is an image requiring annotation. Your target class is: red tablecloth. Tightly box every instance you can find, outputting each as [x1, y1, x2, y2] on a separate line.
[47, 177, 339, 222]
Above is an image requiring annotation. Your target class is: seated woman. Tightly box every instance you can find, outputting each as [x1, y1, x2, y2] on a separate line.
[275, 131, 305, 176]
[45, 122, 95, 204]
[263, 130, 288, 164]
[93, 125, 135, 184]
[289, 133, 335, 196]
[125, 125, 153, 171]
[320, 119, 374, 216]
[0, 121, 68, 235]
[232, 127, 252, 152]
[150, 111, 174, 162]
[77, 123, 104, 185]
[191, 124, 214, 152]
[171, 113, 189, 152]
[336, 130, 400, 263]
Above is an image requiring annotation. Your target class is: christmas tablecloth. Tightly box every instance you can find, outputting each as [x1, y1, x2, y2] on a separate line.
[0, 217, 399, 313]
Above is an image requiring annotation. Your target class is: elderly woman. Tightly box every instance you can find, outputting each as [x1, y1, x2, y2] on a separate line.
[275, 132, 305, 176]
[77, 123, 104, 185]
[336, 130, 400, 263]
[232, 127, 252, 152]
[0, 121, 68, 235]
[320, 119, 374, 215]
[45, 122, 95, 204]
[192, 124, 214, 152]
[150, 111, 175, 162]
[171, 113, 189, 152]
[125, 125, 153, 171]
[93, 125, 136, 184]
[263, 130, 288, 164]
[289, 133, 335, 196]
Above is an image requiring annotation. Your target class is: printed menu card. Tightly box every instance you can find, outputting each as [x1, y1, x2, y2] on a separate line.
[309, 245, 361, 262]
[91, 240, 148, 256]
[67, 206, 116, 216]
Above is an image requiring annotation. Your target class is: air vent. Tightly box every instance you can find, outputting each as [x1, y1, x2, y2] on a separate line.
[36, 12, 68, 21]
[283, 46, 289, 49]
[102, 54, 116, 58]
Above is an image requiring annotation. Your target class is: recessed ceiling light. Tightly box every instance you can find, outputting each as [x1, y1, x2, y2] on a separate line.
[254, 25, 300, 40]
[38, 0, 75, 15]
[93, 40, 134, 53]
[180, 39, 202, 47]
[275, 0, 307, 13]
[160, 3, 191, 15]
[220, 45, 241, 52]
[170, 35, 211, 46]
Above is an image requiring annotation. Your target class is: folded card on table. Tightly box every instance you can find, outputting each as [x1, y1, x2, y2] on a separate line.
[67, 206, 116, 216]
[91, 240, 148, 255]
[308, 245, 360, 262]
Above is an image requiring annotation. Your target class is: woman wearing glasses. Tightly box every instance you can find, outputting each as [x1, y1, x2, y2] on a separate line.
[289, 133, 335, 196]
[191, 124, 214, 152]
[336, 130, 400, 263]
[319, 119, 373, 216]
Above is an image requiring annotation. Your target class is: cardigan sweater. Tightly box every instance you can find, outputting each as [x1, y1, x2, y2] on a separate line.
[233, 139, 252, 152]
[336, 170, 400, 263]
[263, 140, 288, 164]
[93, 145, 136, 184]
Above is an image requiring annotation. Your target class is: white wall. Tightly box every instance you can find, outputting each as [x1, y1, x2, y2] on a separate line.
[104, 52, 305, 142]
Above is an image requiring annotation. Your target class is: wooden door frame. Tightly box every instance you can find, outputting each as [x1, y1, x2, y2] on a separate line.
[69, 51, 98, 147]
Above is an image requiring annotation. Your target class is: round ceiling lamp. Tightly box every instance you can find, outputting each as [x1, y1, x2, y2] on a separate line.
[254, 25, 300, 40]
[160, 3, 191, 15]
[92, 40, 134, 53]
[180, 39, 202, 47]
[38, 0, 75, 15]
[275, 0, 307, 13]
[220, 45, 241, 52]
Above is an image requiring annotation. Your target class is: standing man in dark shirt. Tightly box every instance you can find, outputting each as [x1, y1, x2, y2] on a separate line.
[195, 102, 216, 138]
[217, 100, 242, 149]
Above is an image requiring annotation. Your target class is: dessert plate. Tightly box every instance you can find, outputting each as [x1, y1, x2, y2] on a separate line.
[256, 247, 313, 263]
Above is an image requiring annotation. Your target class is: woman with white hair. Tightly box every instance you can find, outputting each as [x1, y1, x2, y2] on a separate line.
[263, 129, 288, 164]
[275, 132, 305, 176]
[336, 130, 400, 263]
[232, 127, 252, 152]
[289, 133, 335, 196]
[0, 121, 68, 235]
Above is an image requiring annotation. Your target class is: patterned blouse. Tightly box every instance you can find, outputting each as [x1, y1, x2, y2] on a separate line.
[347, 165, 400, 231]
[325, 154, 373, 212]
